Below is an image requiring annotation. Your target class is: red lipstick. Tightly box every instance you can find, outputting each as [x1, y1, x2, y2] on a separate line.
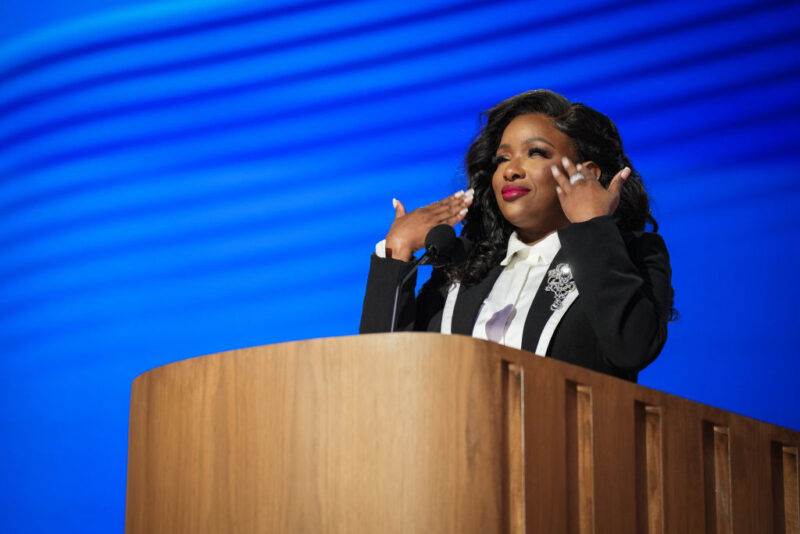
[501, 185, 530, 200]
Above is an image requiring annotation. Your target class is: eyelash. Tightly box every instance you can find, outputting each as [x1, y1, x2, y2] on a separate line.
[492, 147, 549, 165]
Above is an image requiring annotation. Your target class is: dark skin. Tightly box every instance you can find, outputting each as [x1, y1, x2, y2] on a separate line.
[385, 113, 630, 260]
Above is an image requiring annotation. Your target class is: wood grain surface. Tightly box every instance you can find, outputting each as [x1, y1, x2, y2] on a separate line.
[126, 333, 800, 533]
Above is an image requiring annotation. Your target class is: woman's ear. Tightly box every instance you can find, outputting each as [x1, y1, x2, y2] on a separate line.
[580, 160, 603, 180]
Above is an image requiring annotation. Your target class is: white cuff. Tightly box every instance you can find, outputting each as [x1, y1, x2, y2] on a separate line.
[375, 239, 387, 258]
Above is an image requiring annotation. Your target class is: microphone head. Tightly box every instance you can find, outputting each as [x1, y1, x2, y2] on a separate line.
[424, 224, 457, 256]
[424, 225, 471, 267]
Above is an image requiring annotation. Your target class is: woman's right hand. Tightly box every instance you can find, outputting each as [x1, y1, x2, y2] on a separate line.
[384, 189, 474, 261]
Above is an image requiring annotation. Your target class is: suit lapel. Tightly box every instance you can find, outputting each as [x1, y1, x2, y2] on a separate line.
[429, 310, 443, 332]
[521, 249, 568, 353]
[451, 265, 504, 336]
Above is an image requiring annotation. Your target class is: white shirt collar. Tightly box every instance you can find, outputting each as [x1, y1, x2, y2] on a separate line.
[500, 231, 561, 266]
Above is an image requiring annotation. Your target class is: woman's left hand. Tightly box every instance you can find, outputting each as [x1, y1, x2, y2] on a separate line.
[551, 156, 631, 223]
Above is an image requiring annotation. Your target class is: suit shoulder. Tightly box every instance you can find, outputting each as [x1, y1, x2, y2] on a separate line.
[623, 230, 668, 256]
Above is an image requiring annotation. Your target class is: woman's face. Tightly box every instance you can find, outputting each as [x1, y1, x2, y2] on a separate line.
[491, 113, 576, 243]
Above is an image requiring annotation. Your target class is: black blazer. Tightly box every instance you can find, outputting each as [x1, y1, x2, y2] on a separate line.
[360, 216, 672, 382]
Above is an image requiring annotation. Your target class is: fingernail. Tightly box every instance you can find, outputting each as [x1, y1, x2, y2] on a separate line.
[392, 198, 398, 208]
[459, 208, 468, 215]
[454, 190, 464, 198]
[621, 166, 631, 178]
[555, 186, 562, 194]
[551, 165, 560, 175]
[466, 188, 475, 195]
[576, 163, 582, 171]
[561, 156, 570, 166]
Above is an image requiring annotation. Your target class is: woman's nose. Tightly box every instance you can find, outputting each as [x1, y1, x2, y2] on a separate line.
[503, 157, 524, 180]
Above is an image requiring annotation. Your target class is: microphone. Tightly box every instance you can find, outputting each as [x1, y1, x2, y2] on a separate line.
[389, 225, 472, 332]
[422, 224, 471, 267]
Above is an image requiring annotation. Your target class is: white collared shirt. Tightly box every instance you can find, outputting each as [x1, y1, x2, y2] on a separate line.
[472, 231, 561, 349]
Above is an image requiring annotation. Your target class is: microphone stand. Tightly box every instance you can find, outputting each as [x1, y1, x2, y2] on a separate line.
[388, 225, 470, 333]
[389, 253, 432, 333]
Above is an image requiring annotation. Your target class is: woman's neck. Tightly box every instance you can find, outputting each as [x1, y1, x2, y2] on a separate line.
[516, 227, 561, 246]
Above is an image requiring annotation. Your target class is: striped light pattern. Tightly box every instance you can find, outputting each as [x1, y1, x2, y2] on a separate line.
[2, 0, 799, 531]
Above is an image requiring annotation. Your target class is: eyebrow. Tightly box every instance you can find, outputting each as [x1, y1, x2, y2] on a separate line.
[497, 137, 555, 150]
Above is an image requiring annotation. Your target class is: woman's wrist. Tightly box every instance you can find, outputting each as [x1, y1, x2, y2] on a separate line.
[385, 237, 414, 262]
[569, 209, 612, 224]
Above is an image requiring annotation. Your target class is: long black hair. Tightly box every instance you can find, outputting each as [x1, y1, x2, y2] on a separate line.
[446, 89, 658, 288]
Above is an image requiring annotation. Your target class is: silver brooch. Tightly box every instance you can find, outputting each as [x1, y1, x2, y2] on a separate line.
[544, 263, 575, 311]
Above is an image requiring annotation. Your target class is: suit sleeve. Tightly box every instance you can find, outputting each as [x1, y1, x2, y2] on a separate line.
[360, 254, 418, 333]
[359, 254, 448, 334]
[558, 215, 673, 372]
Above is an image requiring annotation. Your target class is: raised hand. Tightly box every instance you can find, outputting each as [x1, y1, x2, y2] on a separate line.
[384, 189, 474, 261]
[550, 156, 630, 224]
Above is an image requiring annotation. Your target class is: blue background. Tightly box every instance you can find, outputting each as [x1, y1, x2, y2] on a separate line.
[1, 1, 799, 531]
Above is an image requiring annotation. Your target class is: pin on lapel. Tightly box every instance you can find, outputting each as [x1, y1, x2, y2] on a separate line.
[545, 263, 576, 311]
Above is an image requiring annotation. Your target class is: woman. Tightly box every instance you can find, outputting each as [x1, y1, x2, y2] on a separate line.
[360, 90, 674, 382]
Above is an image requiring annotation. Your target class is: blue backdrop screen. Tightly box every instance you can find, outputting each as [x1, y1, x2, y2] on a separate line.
[2, 1, 799, 531]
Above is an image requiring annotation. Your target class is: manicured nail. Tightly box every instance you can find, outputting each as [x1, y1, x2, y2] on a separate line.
[561, 156, 570, 167]
[459, 208, 468, 215]
[466, 188, 475, 195]
[454, 190, 464, 198]
[621, 167, 631, 179]
[392, 198, 398, 208]
[576, 163, 583, 171]
[555, 186, 562, 194]
[551, 165, 560, 175]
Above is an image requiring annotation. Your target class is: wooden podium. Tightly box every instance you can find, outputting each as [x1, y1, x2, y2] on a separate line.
[126, 333, 799, 533]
